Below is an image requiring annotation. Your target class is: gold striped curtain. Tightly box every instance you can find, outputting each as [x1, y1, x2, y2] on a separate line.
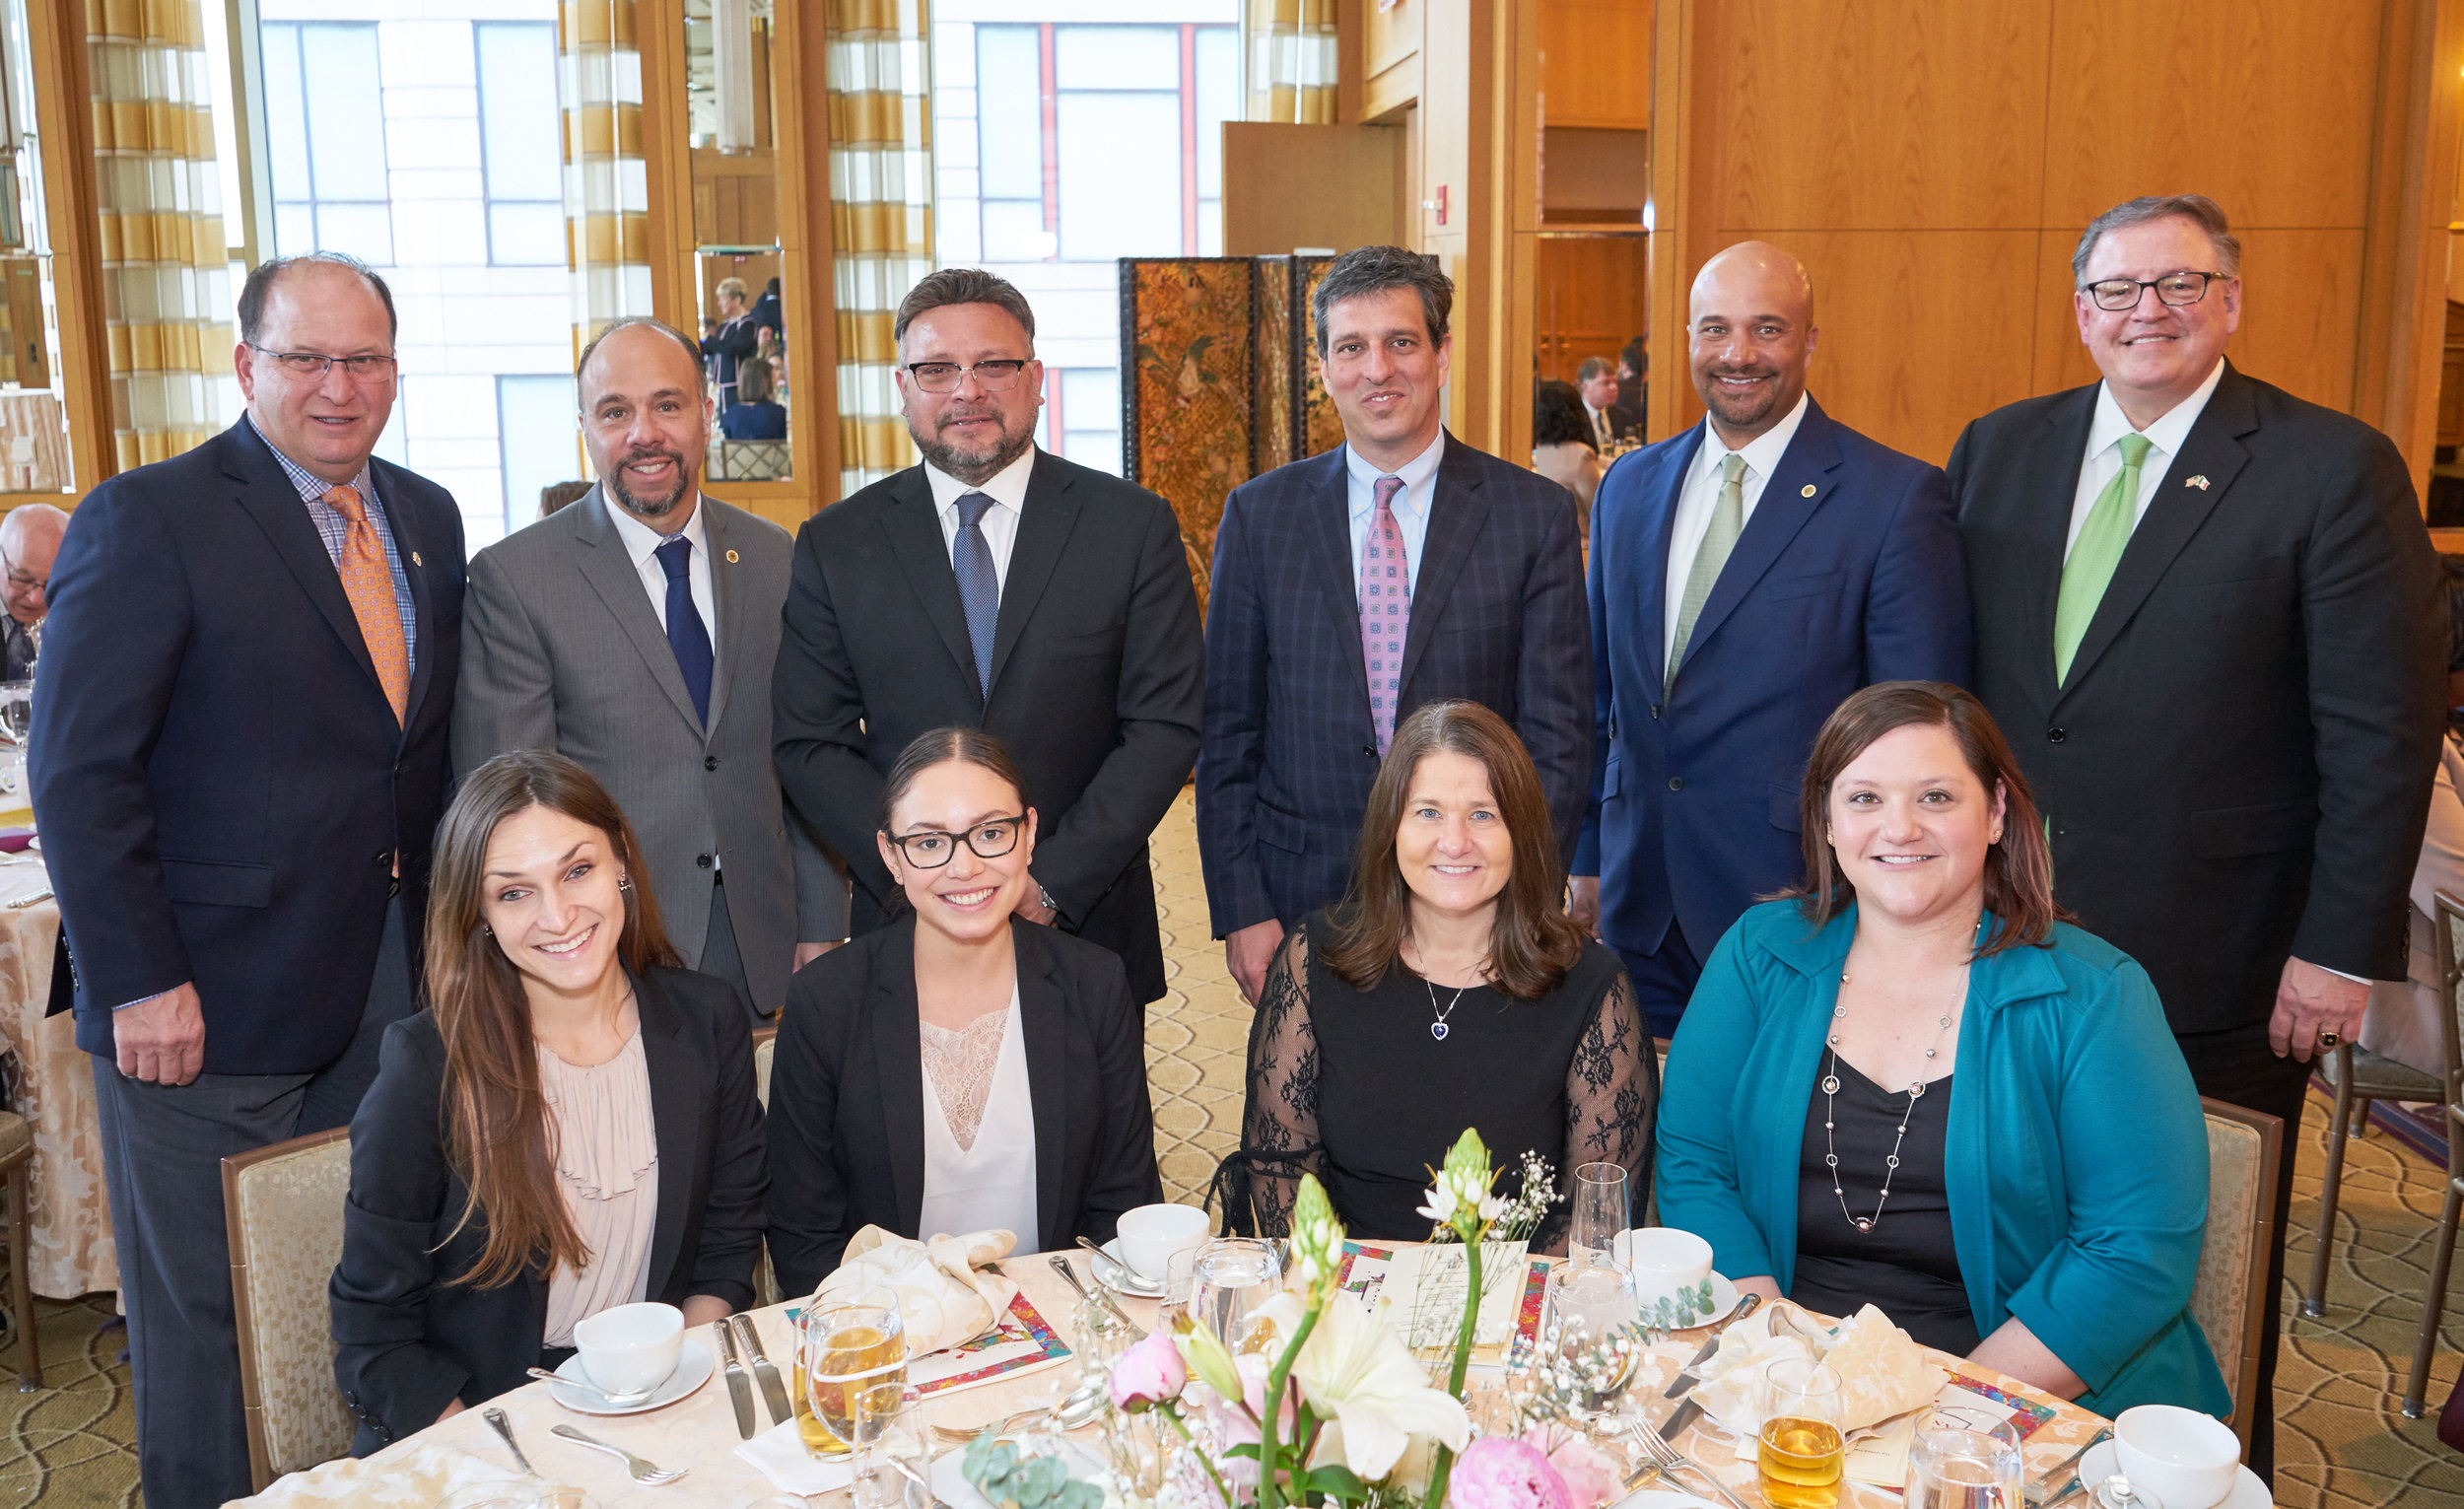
[828, 0, 933, 495]
[1246, 0, 1335, 124]
[560, 1, 652, 362]
[87, 0, 229, 470]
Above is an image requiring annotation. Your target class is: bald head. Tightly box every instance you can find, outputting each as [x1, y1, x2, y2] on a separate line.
[0, 504, 65, 625]
[1687, 240, 1817, 446]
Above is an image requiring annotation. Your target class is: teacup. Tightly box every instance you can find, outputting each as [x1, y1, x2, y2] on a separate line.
[573, 1300, 684, 1398]
[1116, 1202, 1211, 1281]
[1614, 1227, 1713, 1304]
[2113, 1404, 2240, 1509]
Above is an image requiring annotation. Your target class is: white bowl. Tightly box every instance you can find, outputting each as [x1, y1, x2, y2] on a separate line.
[1116, 1202, 1211, 1281]
[2113, 1404, 2240, 1509]
[1614, 1227, 1714, 1302]
[572, 1300, 684, 1397]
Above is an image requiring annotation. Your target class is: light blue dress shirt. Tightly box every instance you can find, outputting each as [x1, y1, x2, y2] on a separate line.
[1342, 432, 1444, 600]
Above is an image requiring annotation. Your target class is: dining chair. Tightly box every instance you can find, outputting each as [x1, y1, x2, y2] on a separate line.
[223, 1125, 356, 1489]
[0, 1108, 39, 1390]
[2193, 1097, 2281, 1454]
[753, 1026, 782, 1306]
[2402, 889, 2464, 1417]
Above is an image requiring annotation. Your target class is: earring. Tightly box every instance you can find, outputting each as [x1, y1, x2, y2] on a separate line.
[618, 877, 633, 892]
[480, 924, 493, 936]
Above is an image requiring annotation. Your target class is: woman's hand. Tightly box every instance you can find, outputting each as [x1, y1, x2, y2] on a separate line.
[436, 1398, 467, 1426]
[1968, 1317, 2087, 1401]
[682, 1293, 734, 1330]
[1734, 1275, 1783, 1302]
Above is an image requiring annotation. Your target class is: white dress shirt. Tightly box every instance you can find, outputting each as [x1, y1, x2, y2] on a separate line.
[1584, 399, 1615, 449]
[1344, 431, 1446, 599]
[2064, 358, 2227, 559]
[605, 492, 719, 677]
[1663, 392, 1812, 658]
[925, 446, 1038, 596]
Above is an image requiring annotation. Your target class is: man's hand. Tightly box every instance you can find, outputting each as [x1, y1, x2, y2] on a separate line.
[2269, 954, 2371, 1062]
[1225, 919, 1286, 1006]
[681, 1293, 732, 1329]
[793, 940, 839, 970]
[1014, 884, 1057, 927]
[114, 981, 206, 1085]
[1568, 875, 1602, 939]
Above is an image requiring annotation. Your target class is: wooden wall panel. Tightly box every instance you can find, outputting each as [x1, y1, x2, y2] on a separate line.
[1539, 1, 1651, 129]
[1222, 123, 1406, 255]
[1535, 235, 1647, 380]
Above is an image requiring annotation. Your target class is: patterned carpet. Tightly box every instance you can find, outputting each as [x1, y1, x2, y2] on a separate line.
[5, 789, 2463, 1507]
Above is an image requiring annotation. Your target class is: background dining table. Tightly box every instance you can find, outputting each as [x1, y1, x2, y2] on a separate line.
[0, 844, 118, 1304]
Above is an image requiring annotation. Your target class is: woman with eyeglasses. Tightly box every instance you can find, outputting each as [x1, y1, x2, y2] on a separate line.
[765, 726, 1162, 1292]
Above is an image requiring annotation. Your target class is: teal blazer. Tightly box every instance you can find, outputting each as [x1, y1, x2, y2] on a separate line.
[1657, 901, 2230, 1420]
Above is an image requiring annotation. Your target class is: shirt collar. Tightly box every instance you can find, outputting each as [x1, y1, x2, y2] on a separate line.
[924, 445, 1039, 516]
[2087, 358, 2226, 463]
[1695, 390, 1811, 482]
[604, 488, 711, 571]
[1343, 430, 1447, 518]
[246, 412, 376, 508]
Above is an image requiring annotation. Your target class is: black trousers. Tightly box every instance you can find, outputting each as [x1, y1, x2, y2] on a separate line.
[93, 897, 412, 1509]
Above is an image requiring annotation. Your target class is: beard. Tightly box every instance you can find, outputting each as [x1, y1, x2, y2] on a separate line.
[604, 446, 696, 518]
[913, 404, 1036, 486]
[1698, 366, 1785, 431]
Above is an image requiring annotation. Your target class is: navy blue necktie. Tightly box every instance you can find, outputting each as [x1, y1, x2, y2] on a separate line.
[654, 534, 714, 726]
[952, 492, 999, 696]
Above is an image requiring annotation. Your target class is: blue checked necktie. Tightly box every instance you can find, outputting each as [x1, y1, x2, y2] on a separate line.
[654, 534, 714, 726]
[952, 492, 999, 696]
[1360, 474, 1410, 752]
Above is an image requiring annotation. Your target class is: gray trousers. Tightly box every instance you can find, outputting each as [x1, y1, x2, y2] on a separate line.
[93, 897, 412, 1509]
[698, 871, 767, 1019]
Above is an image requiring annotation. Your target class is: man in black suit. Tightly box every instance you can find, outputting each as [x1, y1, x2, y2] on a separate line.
[772, 268, 1202, 1008]
[1578, 355, 1641, 448]
[1951, 194, 2445, 1480]
[32, 253, 464, 1509]
[1198, 244, 1592, 1003]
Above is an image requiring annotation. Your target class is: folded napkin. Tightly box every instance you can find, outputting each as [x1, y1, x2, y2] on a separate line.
[1688, 1300, 1947, 1452]
[737, 1416, 860, 1497]
[236, 1440, 534, 1507]
[811, 1225, 1021, 1358]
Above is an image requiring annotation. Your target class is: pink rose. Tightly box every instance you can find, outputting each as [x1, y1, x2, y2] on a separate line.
[1448, 1437, 1574, 1509]
[1521, 1424, 1618, 1509]
[1111, 1330, 1190, 1411]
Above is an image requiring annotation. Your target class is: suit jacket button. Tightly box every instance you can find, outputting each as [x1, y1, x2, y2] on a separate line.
[1668, 777, 1684, 791]
[2047, 727, 2067, 743]
[1362, 745, 1377, 758]
[372, 851, 390, 867]
[697, 854, 714, 868]
[705, 755, 719, 771]
[1650, 704, 1661, 720]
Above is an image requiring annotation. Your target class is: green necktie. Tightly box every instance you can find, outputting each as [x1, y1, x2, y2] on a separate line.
[2053, 432, 2153, 685]
[1668, 452, 1745, 692]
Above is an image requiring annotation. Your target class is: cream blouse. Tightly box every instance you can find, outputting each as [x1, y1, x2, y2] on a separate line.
[538, 1030, 661, 1348]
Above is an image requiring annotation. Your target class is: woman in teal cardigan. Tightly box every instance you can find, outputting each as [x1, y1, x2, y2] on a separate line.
[1657, 682, 2228, 1420]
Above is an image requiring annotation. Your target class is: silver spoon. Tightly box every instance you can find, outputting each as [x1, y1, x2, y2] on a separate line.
[928, 1378, 1109, 1442]
[525, 1366, 655, 1407]
[1076, 1236, 1164, 1296]
[482, 1406, 537, 1475]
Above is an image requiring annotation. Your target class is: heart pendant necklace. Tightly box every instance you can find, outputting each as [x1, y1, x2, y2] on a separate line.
[1424, 978, 1468, 1041]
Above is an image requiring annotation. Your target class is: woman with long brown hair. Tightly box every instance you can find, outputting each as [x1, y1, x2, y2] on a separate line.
[1656, 681, 2227, 1418]
[1235, 700, 1654, 1250]
[329, 751, 766, 1451]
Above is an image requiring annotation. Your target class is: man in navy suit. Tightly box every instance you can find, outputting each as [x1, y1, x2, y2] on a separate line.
[1572, 242, 1969, 1036]
[32, 253, 464, 1509]
[1199, 244, 1592, 1002]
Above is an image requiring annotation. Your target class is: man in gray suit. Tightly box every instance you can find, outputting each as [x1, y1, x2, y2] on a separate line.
[455, 316, 845, 1015]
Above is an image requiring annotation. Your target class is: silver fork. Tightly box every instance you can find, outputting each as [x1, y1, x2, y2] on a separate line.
[550, 1423, 690, 1484]
[1628, 1414, 1750, 1509]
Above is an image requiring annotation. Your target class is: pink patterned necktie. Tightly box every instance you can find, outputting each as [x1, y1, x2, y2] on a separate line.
[1360, 473, 1410, 752]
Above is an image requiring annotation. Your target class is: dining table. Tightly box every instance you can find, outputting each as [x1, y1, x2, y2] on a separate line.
[0, 841, 118, 1303]
[230, 1248, 2148, 1509]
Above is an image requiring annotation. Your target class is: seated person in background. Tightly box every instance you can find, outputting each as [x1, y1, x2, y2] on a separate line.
[329, 751, 766, 1452]
[1530, 378, 1602, 537]
[1236, 699, 1655, 1252]
[766, 727, 1161, 1294]
[2361, 552, 2464, 1075]
[721, 357, 788, 441]
[0, 502, 64, 679]
[1657, 681, 2227, 1418]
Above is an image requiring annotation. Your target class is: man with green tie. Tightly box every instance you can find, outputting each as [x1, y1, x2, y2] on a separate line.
[1951, 193, 2446, 1481]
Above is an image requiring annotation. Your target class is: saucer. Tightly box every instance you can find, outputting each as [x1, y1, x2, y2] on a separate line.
[1636, 1271, 1739, 1329]
[1098, 1238, 1170, 1295]
[2076, 1439, 2267, 1509]
[548, 1337, 715, 1415]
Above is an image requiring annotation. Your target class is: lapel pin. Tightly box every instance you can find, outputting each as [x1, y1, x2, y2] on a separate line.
[1800, 484, 1816, 498]
[410, 551, 422, 566]
[2185, 475, 2210, 490]
[725, 549, 739, 563]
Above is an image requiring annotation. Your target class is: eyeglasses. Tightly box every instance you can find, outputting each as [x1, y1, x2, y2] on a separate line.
[0, 543, 41, 596]
[903, 360, 1029, 394]
[882, 815, 1025, 867]
[246, 344, 399, 383]
[2081, 272, 2224, 312]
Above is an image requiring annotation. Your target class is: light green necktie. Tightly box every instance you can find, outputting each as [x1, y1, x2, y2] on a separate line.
[2053, 432, 2153, 685]
[1668, 452, 1746, 692]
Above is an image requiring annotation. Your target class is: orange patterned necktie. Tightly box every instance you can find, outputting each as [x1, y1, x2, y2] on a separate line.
[321, 484, 409, 724]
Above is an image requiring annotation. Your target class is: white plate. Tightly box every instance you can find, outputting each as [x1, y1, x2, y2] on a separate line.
[547, 1337, 715, 1415]
[1098, 1238, 1168, 1293]
[2076, 1439, 2268, 1509]
[1611, 1490, 1721, 1509]
[931, 1436, 1109, 1509]
[1634, 1271, 1739, 1330]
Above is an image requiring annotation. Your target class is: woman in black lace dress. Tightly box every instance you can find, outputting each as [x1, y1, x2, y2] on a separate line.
[1236, 701, 1656, 1251]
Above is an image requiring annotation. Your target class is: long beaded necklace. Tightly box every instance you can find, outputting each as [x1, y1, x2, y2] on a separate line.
[1820, 966, 1959, 1234]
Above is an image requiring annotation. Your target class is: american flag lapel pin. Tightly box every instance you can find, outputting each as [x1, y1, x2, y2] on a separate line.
[2185, 475, 2210, 490]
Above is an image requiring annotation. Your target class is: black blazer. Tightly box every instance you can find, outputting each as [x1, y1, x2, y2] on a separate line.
[766, 917, 1162, 1295]
[31, 418, 464, 1069]
[328, 968, 767, 1453]
[1951, 363, 2446, 1032]
[772, 449, 1203, 1004]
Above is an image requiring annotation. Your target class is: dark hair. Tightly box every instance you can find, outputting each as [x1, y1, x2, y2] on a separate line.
[737, 357, 775, 405]
[237, 253, 397, 345]
[1781, 682, 2066, 958]
[879, 726, 1031, 831]
[1620, 337, 1646, 375]
[538, 480, 592, 516]
[1312, 244, 1451, 356]
[1576, 356, 1613, 383]
[426, 751, 681, 1288]
[576, 315, 706, 393]
[1319, 701, 1587, 999]
[2072, 194, 2242, 284]
[894, 267, 1037, 346]
[2441, 553, 2464, 673]
[1533, 379, 1595, 451]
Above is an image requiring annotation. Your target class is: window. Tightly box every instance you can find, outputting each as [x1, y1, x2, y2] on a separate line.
[497, 375, 578, 540]
[475, 23, 564, 266]
[976, 27, 1048, 261]
[260, 23, 393, 264]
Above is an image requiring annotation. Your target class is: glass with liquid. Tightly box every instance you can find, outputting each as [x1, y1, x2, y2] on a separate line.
[1190, 1238, 1284, 1348]
[1756, 1356, 1846, 1509]
[1906, 1414, 2022, 1509]
[789, 1307, 852, 1456]
[807, 1287, 908, 1495]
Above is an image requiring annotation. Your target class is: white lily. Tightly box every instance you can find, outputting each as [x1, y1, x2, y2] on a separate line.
[1252, 1289, 1471, 1480]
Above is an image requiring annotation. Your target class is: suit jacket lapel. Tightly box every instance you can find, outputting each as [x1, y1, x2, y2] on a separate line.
[1632, 427, 1704, 693]
[573, 491, 706, 732]
[376, 462, 439, 733]
[1015, 930, 1067, 1253]
[988, 453, 1082, 693]
[637, 972, 696, 1303]
[879, 468, 985, 706]
[1301, 448, 1374, 721]
[700, 497, 748, 738]
[870, 920, 928, 1235]
[1399, 434, 1492, 694]
[223, 424, 391, 720]
[2056, 367, 2255, 703]
[1677, 402, 1844, 667]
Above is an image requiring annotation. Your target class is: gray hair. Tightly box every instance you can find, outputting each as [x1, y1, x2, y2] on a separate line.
[894, 268, 1037, 346]
[2072, 194, 2242, 284]
[576, 315, 707, 395]
[1312, 244, 1451, 356]
[237, 253, 397, 345]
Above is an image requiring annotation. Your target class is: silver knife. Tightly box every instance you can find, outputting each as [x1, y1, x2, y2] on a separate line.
[1658, 1293, 1762, 1437]
[716, 1317, 759, 1439]
[734, 1313, 792, 1427]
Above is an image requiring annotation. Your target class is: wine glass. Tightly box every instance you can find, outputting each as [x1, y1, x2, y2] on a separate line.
[1189, 1237, 1284, 1348]
[1907, 1413, 2022, 1509]
[1539, 1255, 1641, 1418]
[1569, 1162, 1628, 1262]
[808, 1286, 908, 1502]
[1756, 1356, 1846, 1509]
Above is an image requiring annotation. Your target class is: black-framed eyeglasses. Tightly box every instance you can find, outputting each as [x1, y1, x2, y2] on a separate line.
[882, 814, 1026, 867]
[904, 360, 1029, 394]
[2082, 272, 2224, 312]
[0, 542, 42, 596]
[246, 343, 399, 383]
